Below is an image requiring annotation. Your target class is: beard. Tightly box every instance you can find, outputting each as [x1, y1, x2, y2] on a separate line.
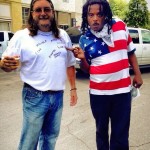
[33, 16, 53, 31]
[39, 23, 51, 29]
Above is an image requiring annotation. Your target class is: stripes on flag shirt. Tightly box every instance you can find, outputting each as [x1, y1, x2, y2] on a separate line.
[79, 18, 135, 95]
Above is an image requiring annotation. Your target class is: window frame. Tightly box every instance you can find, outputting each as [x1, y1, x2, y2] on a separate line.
[22, 7, 30, 26]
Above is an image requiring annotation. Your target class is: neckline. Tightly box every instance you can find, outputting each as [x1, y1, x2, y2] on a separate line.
[38, 30, 52, 36]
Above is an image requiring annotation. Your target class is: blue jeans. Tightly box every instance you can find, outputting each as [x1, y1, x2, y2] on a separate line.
[18, 84, 63, 150]
[90, 92, 131, 150]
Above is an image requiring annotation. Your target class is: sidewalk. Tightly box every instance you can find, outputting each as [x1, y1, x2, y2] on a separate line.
[56, 73, 150, 150]
[0, 70, 150, 150]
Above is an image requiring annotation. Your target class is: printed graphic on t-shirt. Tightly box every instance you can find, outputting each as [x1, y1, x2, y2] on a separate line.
[35, 38, 66, 59]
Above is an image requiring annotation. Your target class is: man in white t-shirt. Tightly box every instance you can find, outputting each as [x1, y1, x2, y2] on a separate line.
[1, 0, 77, 150]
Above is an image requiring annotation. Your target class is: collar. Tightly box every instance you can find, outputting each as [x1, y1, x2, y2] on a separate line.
[37, 30, 52, 36]
[86, 24, 114, 47]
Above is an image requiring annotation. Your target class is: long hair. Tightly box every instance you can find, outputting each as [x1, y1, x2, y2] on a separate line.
[81, 0, 113, 34]
[28, 0, 60, 38]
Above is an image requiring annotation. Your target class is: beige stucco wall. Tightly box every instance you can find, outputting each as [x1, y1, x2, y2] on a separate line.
[75, 0, 85, 27]
[10, 0, 22, 32]
[58, 11, 71, 26]
[75, 13, 82, 27]
[75, 0, 83, 14]
[52, 0, 75, 13]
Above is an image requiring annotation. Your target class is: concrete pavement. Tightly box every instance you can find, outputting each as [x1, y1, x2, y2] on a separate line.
[56, 71, 150, 150]
[0, 70, 150, 150]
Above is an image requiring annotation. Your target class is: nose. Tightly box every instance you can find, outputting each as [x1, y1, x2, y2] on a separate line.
[41, 9, 46, 15]
[93, 15, 98, 21]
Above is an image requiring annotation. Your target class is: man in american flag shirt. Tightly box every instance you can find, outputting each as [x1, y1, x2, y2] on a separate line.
[70, 0, 143, 150]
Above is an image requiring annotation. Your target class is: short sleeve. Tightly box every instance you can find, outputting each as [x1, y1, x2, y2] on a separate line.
[125, 26, 136, 55]
[59, 29, 76, 67]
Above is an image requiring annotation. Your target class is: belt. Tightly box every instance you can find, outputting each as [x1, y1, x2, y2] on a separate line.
[24, 83, 63, 94]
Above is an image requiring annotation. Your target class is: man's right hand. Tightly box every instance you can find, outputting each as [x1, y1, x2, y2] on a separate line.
[1, 56, 20, 72]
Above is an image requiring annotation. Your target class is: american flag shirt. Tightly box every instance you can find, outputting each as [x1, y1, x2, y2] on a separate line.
[79, 18, 135, 95]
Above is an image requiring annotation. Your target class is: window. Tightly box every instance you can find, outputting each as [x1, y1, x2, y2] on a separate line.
[141, 30, 150, 44]
[63, 0, 69, 2]
[129, 29, 139, 44]
[0, 32, 14, 42]
[0, 32, 4, 42]
[22, 7, 30, 25]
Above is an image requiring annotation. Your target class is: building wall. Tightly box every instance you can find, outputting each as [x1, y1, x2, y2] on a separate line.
[10, 0, 22, 31]
[0, 2, 11, 30]
[75, 12, 82, 27]
[57, 11, 71, 28]
[75, 0, 85, 27]
[0, 0, 84, 32]
[52, 0, 75, 12]
[0, 0, 22, 32]
[22, 0, 30, 4]
[51, 0, 76, 28]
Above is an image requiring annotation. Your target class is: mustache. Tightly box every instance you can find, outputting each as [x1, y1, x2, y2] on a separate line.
[39, 16, 49, 20]
[93, 23, 100, 26]
[39, 18, 49, 20]
[39, 16, 54, 22]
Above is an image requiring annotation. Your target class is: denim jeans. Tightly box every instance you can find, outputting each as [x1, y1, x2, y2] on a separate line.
[18, 84, 63, 150]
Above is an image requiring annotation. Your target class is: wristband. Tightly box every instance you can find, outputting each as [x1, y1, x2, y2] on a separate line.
[70, 88, 77, 91]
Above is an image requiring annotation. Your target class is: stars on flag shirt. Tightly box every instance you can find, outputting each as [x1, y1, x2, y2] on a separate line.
[79, 18, 135, 95]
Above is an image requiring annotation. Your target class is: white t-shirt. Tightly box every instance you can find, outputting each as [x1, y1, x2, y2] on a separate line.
[2, 28, 76, 91]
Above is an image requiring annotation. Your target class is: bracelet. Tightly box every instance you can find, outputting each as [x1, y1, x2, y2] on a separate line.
[70, 88, 77, 91]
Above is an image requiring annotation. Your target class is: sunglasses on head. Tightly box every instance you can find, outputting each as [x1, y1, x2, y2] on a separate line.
[31, 7, 53, 13]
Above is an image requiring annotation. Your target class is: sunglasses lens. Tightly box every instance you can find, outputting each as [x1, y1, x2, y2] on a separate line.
[44, 8, 51, 12]
[35, 8, 42, 13]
